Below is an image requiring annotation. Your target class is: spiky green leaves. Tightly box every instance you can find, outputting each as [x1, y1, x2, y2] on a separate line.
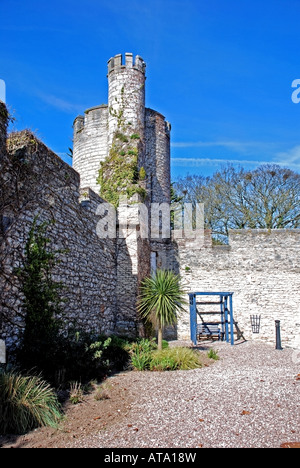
[138, 270, 187, 349]
[0, 370, 61, 435]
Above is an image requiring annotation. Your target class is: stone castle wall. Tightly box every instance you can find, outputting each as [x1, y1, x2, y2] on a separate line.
[0, 53, 172, 350]
[175, 230, 300, 348]
[2, 48, 299, 353]
[0, 105, 144, 347]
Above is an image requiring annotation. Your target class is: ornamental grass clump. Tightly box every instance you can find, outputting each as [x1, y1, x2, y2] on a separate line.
[150, 347, 202, 371]
[0, 370, 62, 435]
[127, 339, 202, 372]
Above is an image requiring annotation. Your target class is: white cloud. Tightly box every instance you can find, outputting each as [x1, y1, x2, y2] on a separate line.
[171, 141, 300, 171]
[276, 145, 300, 169]
[37, 92, 84, 114]
[171, 140, 274, 153]
[171, 156, 300, 170]
[171, 157, 271, 167]
[0, 79, 6, 103]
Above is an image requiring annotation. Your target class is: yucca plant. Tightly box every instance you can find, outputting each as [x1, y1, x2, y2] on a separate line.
[0, 370, 62, 435]
[138, 269, 187, 350]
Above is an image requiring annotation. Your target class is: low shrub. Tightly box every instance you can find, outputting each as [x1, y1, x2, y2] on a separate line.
[94, 383, 111, 401]
[207, 348, 219, 361]
[13, 328, 131, 387]
[150, 347, 202, 371]
[127, 339, 202, 372]
[34, 330, 130, 386]
[125, 338, 157, 371]
[0, 370, 62, 435]
[130, 351, 152, 371]
[150, 352, 178, 371]
[69, 381, 84, 405]
[100, 335, 131, 372]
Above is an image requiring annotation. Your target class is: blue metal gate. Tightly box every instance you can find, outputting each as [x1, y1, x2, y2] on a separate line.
[189, 292, 235, 346]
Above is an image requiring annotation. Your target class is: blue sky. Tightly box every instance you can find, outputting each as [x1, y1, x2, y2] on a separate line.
[1, 0, 300, 180]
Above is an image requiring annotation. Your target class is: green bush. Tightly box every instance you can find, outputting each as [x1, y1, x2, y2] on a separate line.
[126, 339, 202, 372]
[150, 352, 178, 371]
[0, 370, 62, 435]
[52, 331, 130, 385]
[15, 217, 65, 382]
[150, 347, 202, 371]
[115, 131, 129, 142]
[130, 351, 152, 371]
[125, 338, 157, 371]
[207, 348, 219, 360]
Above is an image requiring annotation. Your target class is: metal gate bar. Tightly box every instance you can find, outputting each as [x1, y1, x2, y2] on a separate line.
[189, 292, 235, 346]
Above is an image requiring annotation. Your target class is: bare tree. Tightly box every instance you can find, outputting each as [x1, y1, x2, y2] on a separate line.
[173, 164, 300, 242]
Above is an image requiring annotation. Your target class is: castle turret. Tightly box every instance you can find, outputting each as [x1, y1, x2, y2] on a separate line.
[145, 109, 171, 204]
[72, 53, 171, 207]
[73, 54, 147, 194]
[73, 105, 109, 194]
[107, 53, 146, 154]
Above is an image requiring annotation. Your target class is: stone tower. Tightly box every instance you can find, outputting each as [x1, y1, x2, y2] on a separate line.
[107, 53, 146, 149]
[73, 53, 171, 205]
[72, 54, 173, 336]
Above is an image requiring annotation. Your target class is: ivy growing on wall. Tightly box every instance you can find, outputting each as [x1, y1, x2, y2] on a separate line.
[97, 85, 147, 207]
[15, 217, 66, 378]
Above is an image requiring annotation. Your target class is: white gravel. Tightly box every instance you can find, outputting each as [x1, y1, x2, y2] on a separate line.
[69, 340, 300, 449]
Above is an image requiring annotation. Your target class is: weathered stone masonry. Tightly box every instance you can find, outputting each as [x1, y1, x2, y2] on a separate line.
[1, 53, 299, 350]
[0, 54, 171, 350]
[0, 107, 146, 346]
[175, 230, 300, 348]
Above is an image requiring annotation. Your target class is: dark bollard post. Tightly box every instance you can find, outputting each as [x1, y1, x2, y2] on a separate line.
[275, 320, 283, 350]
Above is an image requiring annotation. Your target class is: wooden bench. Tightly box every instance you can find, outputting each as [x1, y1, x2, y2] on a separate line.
[197, 323, 224, 341]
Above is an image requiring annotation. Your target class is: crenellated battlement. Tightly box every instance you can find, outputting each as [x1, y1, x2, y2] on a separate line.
[107, 53, 146, 75]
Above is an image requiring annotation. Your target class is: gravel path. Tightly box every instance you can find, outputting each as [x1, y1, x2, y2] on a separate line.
[68, 340, 300, 449]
